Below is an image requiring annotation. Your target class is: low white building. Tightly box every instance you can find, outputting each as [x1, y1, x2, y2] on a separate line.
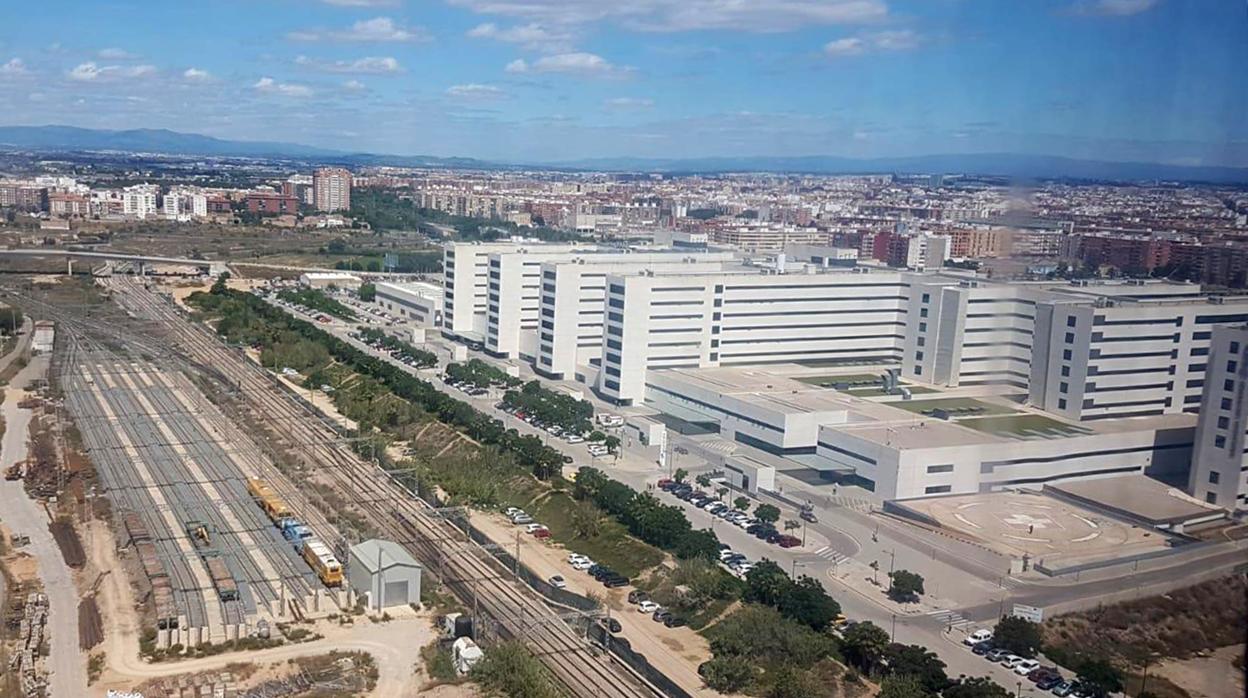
[347, 539, 423, 611]
[299, 271, 362, 290]
[375, 281, 443, 327]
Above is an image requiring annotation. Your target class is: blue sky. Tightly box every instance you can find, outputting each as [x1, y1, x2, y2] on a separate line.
[1, 0, 1245, 165]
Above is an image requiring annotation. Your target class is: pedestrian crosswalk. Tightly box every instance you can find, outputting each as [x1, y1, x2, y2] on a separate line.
[811, 545, 849, 564]
[925, 608, 973, 630]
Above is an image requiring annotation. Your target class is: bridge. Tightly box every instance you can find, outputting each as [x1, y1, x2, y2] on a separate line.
[0, 248, 227, 276]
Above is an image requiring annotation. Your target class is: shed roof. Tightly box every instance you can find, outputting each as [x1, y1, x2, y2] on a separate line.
[350, 539, 422, 574]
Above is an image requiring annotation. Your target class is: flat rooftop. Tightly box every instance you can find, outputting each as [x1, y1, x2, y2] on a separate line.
[1046, 475, 1224, 525]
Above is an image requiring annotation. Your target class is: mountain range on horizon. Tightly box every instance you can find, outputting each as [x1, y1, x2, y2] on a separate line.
[1, 124, 1245, 184]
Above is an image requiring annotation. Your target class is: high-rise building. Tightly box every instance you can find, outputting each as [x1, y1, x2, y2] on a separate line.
[313, 168, 352, 212]
[1189, 324, 1248, 510]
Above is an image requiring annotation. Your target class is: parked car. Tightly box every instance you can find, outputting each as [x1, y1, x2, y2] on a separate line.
[533, 528, 551, 539]
[602, 617, 622, 634]
[1003, 655, 1026, 668]
[627, 590, 650, 605]
[572, 558, 594, 571]
[663, 615, 687, 628]
[525, 523, 547, 534]
[511, 513, 533, 525]
[1014, 660, 1041, 675]
[652, 610, 672, 623]
[985, 649, 1010, 662]
[549, 575, 567, 589]
[964, 629, 993, 646]
[1034, 671, 1064, 690]
[971, 641, 995, 656]
[638, 601, 660, 614]
[568, 553, 588, 565]
[1050, 681, 1074, 697]
[776, 535, 801, 548]
[603, 575, 629, 588]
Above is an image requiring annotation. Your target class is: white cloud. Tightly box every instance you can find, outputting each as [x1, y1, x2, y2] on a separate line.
[289, 16, 430, 43]
[448, 0, 887, 33]
[604, 97, 653, 110]
[343, 79, 368, 92]
[295, 55, 403, 74]
[322, 0, 399, 6]
[0, 58, 26, 75]
[1070, 0, 1159, 16]
[183, 67, 212, 81]
[505, 52, 632, 78]
[446, 83, 506, 100]
[68, 61, 156, 81]
[467, 22, 575, 53]
[824, 30, 920, 57]
[98, 47, 137, 60]
[253, 76, 313, 97]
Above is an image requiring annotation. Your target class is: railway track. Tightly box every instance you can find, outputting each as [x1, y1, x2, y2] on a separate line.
[105, 278, 659, 698]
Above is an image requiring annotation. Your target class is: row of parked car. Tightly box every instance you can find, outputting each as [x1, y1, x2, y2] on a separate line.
[628, 590, 688, 628]
[657, 479, 802, 549]
[349, 331, 431, 370]
[564, 553, 630, 589]
[964, 632, 1082, 696]
[447, 378, 490, 397]
[504, 507, 550, 539]
[496, 402, 594, 446]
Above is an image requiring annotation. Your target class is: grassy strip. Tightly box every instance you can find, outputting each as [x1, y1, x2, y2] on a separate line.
[276, 287, 357, 321]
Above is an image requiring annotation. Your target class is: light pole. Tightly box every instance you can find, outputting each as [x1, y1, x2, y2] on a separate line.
[890, 613, 897, 642]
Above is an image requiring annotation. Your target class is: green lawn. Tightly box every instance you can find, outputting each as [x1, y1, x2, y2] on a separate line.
[960, 414, 1093, 439]
[891, 397, 1017, 417]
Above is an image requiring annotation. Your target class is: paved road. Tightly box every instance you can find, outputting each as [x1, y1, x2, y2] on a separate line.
[0, 354, 89, 696]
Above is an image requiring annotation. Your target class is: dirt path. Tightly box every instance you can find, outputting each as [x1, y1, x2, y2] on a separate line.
[0, 354, 89, 696]
[469, 511, 717, 697]
[1153, 645, 1245, 698]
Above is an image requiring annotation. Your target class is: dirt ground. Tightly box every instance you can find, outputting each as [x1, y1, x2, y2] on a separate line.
[468, 510, 716, 697]
[901, 492, 1170, 564]
[1154, 645, 1245, 698]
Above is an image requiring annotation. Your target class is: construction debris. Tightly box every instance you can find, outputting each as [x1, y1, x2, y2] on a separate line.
[78, 597, 103, 650]
[7, 590, 50, 697]
[48, 519, 86, 568]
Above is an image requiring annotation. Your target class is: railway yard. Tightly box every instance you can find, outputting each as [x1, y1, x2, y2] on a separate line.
[0, 274, 660, 698]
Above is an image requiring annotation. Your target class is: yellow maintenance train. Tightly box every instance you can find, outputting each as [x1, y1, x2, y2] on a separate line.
[247, 477, 343, 586]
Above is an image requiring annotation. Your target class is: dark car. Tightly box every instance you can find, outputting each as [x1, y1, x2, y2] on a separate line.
[1050, 682, 1074, 697]
[603, 576, 629, 588]
[562, 455, 574, 464]
[663, 615, 687, 628]
[588, 564, 603, 577]
[754, 526, 776, 540]
[602, 618, 622, 633]
[653, 609, 672, 623]
[1034, 672, 1063, 690]
[593, 568, 617, 581]
[628, 590, 650, 604]
[971, 641, 994, 656]
[776, 535, 801, 548]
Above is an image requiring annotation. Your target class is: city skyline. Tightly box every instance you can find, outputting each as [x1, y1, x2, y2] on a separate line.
[1, 0, 1245, 167]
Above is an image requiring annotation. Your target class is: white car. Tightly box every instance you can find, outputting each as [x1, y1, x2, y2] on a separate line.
[504, 506, 523, 517]
[638, 601, 660, 614]
[568, 553, 589, 565]
[549, 575, 567, 589]
[1003, 655, 1025, 668]
[964, 629, 993, 646]
[1014, 660, 1041, 676]
[564, 434, 585, 444]
[525, 523, 548, 534]
[718, 549, 736, 561]
[572, 558, 594, 571]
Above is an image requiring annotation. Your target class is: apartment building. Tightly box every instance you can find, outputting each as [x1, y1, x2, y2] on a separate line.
[313, 168, 352, 212]
[597, 268, 910, 405]
[122, 185, 158, 219]
[533, 254, 734, 379]
[1188, 324, 1248, 510]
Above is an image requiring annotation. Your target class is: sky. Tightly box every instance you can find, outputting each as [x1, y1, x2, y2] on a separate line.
[0, 0, 1245, 165]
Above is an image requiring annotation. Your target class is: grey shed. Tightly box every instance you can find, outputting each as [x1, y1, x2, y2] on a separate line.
[347, 539, 423, 611]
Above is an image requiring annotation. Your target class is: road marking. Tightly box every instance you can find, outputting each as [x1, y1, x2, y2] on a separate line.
[926, 609, 973, 629]
[811, 546, 849, 563]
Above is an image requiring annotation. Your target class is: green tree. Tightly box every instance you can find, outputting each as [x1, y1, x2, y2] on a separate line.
[210, 271, 231, 295]
[673, 467, 689, 483]
[696, 472, 712, 488]
[357, 282, 376, 302]
[0, 307, 23, 335]
[700, 656, 753, 692]
[878, 675, 929, 698]
[743, 559, 790, 607]
[587, 430, 607, 443]
[471, 641, 561, 698]
[784, 519, 801, 534]
[1075, 658, 1123, 698]
[716, 486, 729, 501]
[674, 529, 721, 561]
[766, 665, 822, 698]
[777, 576, 841, 631]
[841, 621, 890, 675]
[944, 677, 1010, 698]
[734, 496, 751, 512]
[888, 570, 925, 602]
[884, 643, 948, 693]
[991, 616, 1042, 659]
[754, 504, 781, 525]
[603, 435, 620, 455]
[569, 500, 602, 539]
